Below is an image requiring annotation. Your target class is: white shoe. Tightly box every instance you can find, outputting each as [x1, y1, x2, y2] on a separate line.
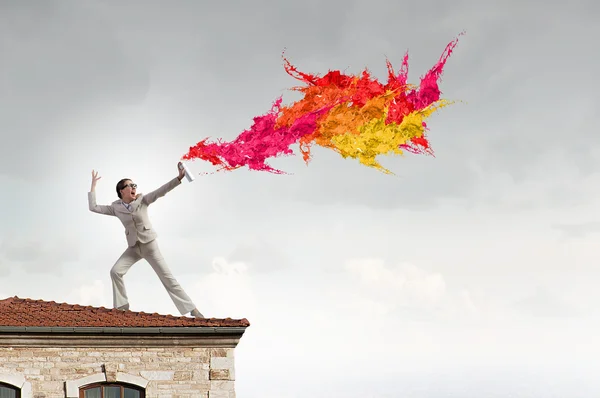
[190, 308, 204, 318]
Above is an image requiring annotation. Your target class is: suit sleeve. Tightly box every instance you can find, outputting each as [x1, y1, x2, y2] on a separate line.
[88, 191, 115, 216]
[142, 177, 182, 206]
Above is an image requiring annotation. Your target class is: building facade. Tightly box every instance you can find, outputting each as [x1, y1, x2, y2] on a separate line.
[0, 297, 249, 398]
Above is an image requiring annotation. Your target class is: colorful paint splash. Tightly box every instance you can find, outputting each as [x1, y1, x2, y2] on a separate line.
[182, 35, 461, 174]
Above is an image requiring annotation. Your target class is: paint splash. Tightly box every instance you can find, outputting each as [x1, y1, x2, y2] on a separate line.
[183, 35, 462, 174]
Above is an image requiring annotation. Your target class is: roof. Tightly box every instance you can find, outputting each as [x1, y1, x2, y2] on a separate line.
[0, 296, 249, 328]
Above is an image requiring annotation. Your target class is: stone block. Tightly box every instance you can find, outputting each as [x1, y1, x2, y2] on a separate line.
[209, 369, 230, 380]
[139, 371, 174, 381]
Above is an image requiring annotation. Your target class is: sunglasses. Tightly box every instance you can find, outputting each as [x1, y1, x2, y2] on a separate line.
[123, 183, 137, 189]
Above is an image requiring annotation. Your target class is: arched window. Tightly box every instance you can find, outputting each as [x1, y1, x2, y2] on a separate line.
[0, 383, 20, 398]
[79, 383, 144, 398]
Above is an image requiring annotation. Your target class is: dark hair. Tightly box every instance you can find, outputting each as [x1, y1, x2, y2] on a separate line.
[116, 178, 131, 199]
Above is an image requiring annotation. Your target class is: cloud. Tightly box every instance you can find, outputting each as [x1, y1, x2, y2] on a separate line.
[513, 286, 583, 318]
[192, 257, 257, 320]
[0, 1, 150, 179]
[346, 259, 446, 304]
[336, 258, 478, 322]
[0, 234, 80, 275]
[226, 236, 292, 274]
[63, 279, 107, 308]
[553, 221, 600, 239]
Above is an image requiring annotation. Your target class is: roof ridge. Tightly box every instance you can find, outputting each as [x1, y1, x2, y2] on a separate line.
[0, 296, 249, 326]
[2, 296, 184, 318]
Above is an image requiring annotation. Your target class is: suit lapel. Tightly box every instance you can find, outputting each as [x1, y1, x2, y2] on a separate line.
[113, 197, 141, 215]
[113, 200, 131, 214]
[130, 196, 141, 212]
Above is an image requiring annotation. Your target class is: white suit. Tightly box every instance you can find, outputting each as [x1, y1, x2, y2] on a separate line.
[88, 177, 196, 315]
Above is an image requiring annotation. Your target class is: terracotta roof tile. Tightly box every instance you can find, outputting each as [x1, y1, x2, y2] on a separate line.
[0, 297, 249, 328]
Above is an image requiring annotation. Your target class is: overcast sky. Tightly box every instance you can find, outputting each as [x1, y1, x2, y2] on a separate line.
[1, 0, 599, 397]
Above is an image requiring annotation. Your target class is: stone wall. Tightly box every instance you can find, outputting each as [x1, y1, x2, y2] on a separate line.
[0, 346, 235, 398]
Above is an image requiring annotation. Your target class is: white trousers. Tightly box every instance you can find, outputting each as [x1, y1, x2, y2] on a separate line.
[110, 239, 196, 315]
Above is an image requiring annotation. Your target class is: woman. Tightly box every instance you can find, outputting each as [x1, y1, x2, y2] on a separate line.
[87, 162, 203, 318]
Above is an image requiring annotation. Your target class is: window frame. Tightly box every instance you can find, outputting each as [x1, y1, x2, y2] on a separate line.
[0, 382, 21, 398]
[78, 383, 145, 398]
